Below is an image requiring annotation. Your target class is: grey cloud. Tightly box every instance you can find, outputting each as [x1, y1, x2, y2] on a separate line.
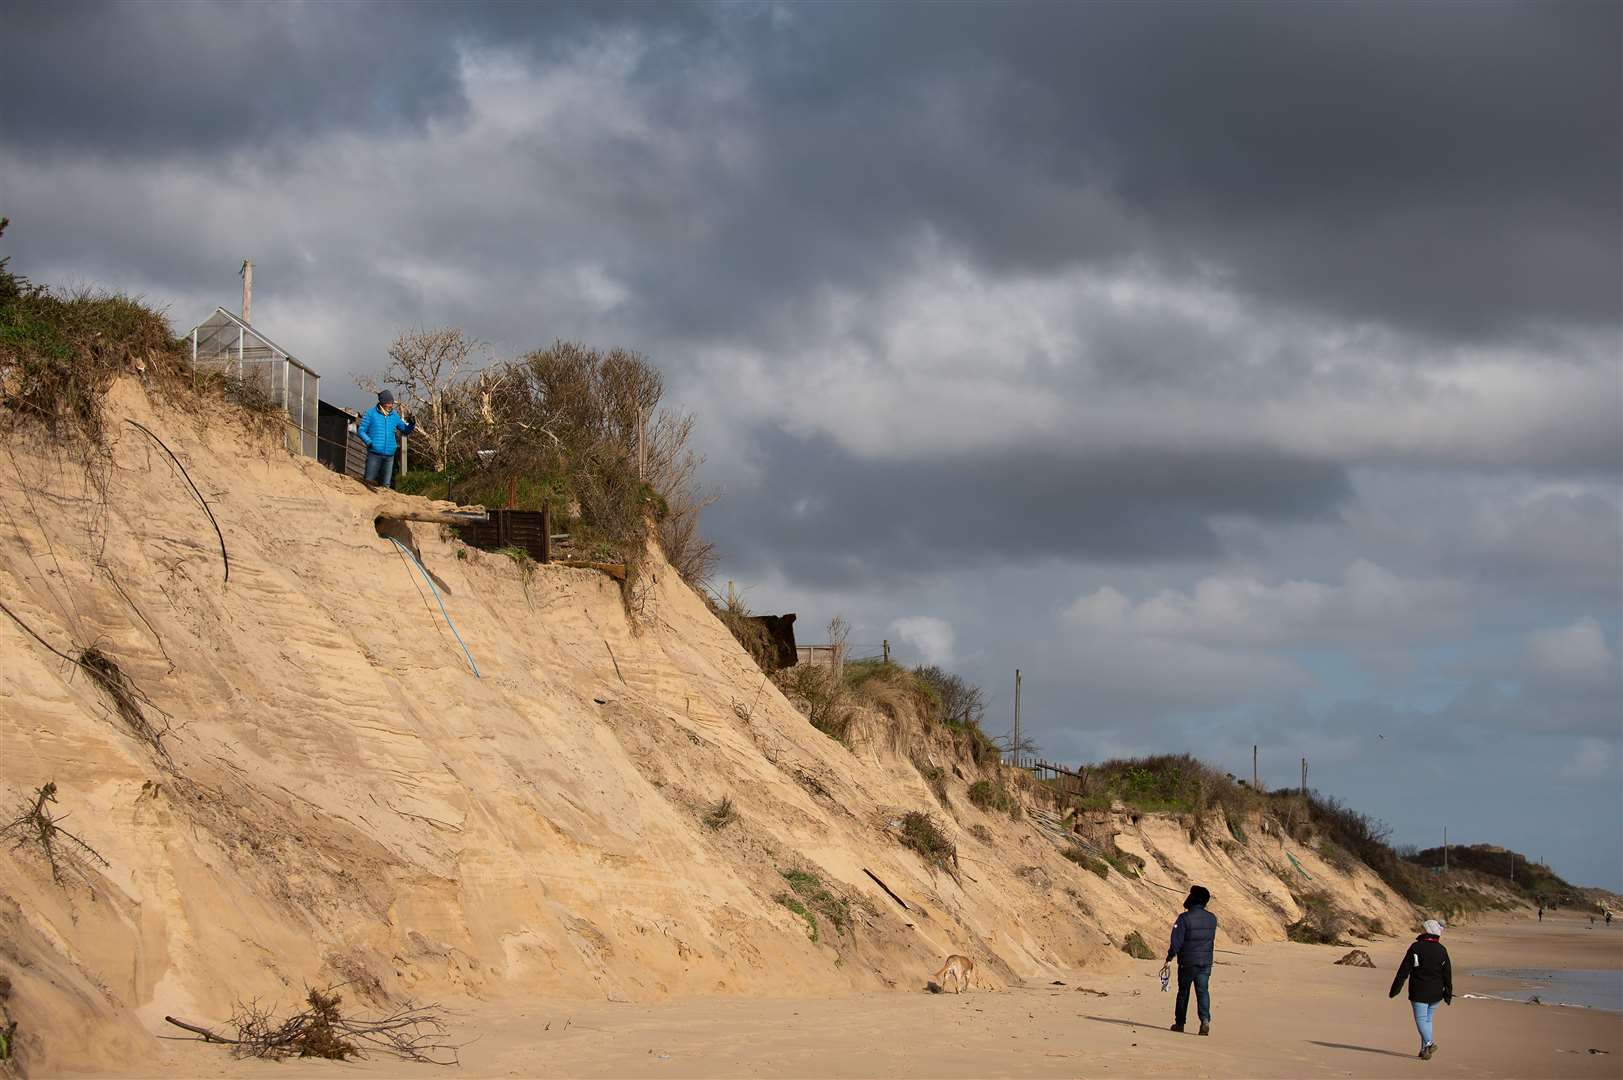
[704, 427, 1350, 589]
[7, 2, 1617, 346]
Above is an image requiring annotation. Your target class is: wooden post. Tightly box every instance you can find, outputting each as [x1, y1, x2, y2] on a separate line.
[240, 258, 253, 324]
[1300, 757, 1307, 797]
[882, 639, 890, 664]
[1253, 744, 1258, 789]
[637, 406, 646, 481]
[1013, 669, 1022, 768]
[506, 475, 518, 509]
[1443, 826, 1448, 874]
[540, 499, 551, 564]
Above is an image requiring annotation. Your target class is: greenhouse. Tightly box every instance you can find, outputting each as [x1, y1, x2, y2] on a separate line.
[184, 307, 320, 457]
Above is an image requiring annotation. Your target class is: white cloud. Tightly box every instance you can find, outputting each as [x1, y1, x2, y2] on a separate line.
[1524, 618, 1617, 691]
[1062, 560, 1468, 650]
[1565, 737, 1619, 780]
[889, 615, 956, 667]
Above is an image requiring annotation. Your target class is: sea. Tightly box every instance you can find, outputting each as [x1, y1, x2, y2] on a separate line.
[1468, 968, 1623, 1012]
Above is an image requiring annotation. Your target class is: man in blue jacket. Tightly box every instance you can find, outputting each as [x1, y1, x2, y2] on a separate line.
[1164, 884, 1218, 1035]
[356, 390, 415, 488]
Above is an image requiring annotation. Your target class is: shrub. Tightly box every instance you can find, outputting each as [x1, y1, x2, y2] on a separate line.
[967, 780, 1019, 818]
[899, 811, 958, 876]
[1121, 931, 1155, 960]
[1286, 890, 1350, 944]
[702, 796, 738, 831]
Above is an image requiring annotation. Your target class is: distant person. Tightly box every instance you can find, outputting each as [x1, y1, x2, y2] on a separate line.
[357, 390, 415, 489]
[1390, 919, 1452, 1061]
[1538, 904, 1544, 922]
[1164, 885, 1217, 1035]
[1606, 910, 1613, 926]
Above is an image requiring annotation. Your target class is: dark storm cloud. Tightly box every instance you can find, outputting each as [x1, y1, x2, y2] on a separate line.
[7, 2, 1616, 345]
[705, 428, 1350, 588]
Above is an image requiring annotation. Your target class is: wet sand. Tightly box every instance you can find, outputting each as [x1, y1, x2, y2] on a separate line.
[116, 914, 1622, 1079]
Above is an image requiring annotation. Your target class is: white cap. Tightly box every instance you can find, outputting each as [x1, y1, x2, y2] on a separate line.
[1422, 919, 1445, 936]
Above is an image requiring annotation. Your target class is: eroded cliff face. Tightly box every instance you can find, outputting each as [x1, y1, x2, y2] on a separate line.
[0, 379, 1414, 1074]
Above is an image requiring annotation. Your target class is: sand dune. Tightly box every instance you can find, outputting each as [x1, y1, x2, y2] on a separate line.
[0, 378, 1534, 1075]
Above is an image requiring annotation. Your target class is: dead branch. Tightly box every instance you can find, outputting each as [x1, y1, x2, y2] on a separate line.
[1, 782, 110, 885]
[166, 988, 460, 1065]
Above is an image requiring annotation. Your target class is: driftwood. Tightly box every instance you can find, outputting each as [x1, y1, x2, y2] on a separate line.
[165, 989, 459, 1065]
[863, 867, 911, 911]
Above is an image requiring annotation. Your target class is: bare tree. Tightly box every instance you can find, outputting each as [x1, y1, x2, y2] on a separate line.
[913, 665, 986, 729]
[359, 328, 484, 469]
[827, 615, 850, 684]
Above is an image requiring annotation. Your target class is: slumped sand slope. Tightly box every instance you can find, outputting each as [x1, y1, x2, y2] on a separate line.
[2, 379, 1418, 1074]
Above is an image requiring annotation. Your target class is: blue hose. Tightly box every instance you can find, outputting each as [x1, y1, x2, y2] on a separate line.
[387, 537, 481, 678]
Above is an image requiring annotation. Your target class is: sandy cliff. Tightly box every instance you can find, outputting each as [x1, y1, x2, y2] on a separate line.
[0, 379, 1418, 1074]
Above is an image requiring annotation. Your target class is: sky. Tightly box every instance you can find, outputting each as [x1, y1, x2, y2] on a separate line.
[3, 2, 1619, 888]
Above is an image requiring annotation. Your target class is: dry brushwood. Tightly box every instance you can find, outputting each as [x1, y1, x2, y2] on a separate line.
[1, 782, 109, 885]
[165, 988, 459, 1064]
[76, 645, 172, 763]
[0, 599, 173, 763]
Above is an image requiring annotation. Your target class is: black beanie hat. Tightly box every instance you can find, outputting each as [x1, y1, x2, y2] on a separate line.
[1184, 885, 1210, 909]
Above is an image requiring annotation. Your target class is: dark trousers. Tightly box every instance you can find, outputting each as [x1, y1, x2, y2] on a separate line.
[364, 451, 396, 488]
[1176, 963, 1212, 1025]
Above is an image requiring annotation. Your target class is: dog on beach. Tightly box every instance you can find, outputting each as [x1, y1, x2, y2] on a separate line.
[930, 954, 976, 994]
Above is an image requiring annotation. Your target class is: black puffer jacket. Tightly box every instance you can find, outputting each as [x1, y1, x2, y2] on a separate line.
[1389, 935, 1452, 1004]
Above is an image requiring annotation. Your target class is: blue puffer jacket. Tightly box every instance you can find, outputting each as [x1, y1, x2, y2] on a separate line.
[356, 406, 415, 456]
[1167, 905, 1218, 967]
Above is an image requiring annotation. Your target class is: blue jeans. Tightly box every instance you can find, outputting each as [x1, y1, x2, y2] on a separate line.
[364, 451, 396, 488]
[1412, 1000, 1437, 1049]
[1176, 964, 1211, 1025]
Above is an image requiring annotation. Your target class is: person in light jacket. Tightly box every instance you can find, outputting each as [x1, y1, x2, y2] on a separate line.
[1164, 885, 1218, 1035]
[356, 390, 415, 489]
[1390, 919, 1453, 1060]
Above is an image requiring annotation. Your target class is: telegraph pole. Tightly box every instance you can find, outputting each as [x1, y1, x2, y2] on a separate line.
[1253, 744, 1258, 789]
[1012, 669, 1022, 768]
[1444, 826, 1449, 874]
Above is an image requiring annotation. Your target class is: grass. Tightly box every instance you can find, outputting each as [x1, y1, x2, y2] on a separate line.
[912, 755, 950, 807]
[1121, 931, 1155, 960]
[899, 811, 959, 876]
[775, 894, 818, 942]
[1102, 850, 1143, 879]
[778, 867, 851, 937]
[1064, 847, 1110, 879]
[702, 796, 738, 831]
[967, 780, 1020, 819]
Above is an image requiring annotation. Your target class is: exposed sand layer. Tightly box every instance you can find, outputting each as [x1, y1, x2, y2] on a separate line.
[0, 378, 1509, 1074]
[83, 916, 1622, 1078]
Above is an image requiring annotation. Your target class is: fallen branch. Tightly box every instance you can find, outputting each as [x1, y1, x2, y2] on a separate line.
[165, 989, 460, 1065]
[1, 782, 110, 885]
[863, 867, 911, 911]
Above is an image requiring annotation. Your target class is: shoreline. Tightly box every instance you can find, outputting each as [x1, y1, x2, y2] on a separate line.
[81, 913, 1622, 1079]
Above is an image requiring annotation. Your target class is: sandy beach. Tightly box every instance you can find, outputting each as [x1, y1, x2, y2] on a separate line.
[103, 914, 1620, 1079]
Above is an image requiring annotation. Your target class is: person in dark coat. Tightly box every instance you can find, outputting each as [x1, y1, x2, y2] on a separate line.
[1164, 885, 1218, 1035]
[1390, 919, 1453, 1060]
